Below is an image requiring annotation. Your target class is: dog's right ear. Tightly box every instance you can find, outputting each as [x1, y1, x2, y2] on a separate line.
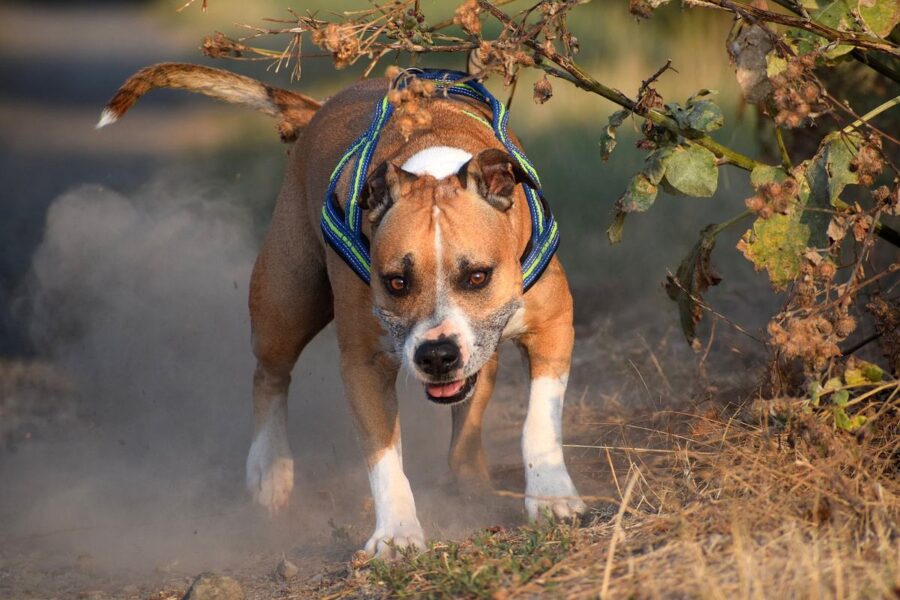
[359, 162, 415, 224]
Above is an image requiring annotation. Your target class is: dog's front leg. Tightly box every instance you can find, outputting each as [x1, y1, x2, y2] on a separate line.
[518, 308, 587, 522]
[339, 348, 425, 558]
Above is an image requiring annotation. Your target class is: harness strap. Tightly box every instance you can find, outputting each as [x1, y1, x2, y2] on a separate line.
[320, 69, 560, 292]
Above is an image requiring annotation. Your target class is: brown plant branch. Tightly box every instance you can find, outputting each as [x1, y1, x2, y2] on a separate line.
[694, 0, 899, 56]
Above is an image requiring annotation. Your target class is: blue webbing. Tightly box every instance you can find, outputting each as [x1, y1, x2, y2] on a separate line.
[320, 69, 559, 292]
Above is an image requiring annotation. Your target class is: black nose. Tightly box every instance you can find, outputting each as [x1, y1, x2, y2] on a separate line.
[414, 339, 461, 377]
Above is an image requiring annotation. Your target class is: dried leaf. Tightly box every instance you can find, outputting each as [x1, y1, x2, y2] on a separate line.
[618, 173, 659, 213]
[729, 25, 775, 103]
[827, 216, 849, 242]
[599, 109, 630, 162]
[666, 224, 723, 345]
[607, 210, 627, 244]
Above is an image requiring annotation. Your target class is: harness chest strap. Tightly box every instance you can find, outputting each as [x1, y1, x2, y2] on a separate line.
[320, 69, 560, 292]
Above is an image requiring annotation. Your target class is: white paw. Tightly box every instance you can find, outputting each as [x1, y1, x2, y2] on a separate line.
[246, 432, 294, 515]
[364, 520, 426, 559]
[525, 467, 587, 521]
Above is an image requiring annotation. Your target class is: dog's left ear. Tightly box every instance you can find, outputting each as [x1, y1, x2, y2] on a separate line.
[459, 148, 536, 212]
[359, 162, 416, 224]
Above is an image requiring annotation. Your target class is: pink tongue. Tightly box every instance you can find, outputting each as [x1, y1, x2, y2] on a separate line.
[426, 379, 465, 398]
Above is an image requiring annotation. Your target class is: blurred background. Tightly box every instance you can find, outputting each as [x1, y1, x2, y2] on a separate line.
[0, 0, 778, 355]
[0, 0, 783, 596]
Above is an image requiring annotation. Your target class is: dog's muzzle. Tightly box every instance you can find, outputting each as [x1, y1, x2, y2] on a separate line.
[414, 338, 461, 377]
[413, 338, 477, 404]
[422, 372, 478, 405]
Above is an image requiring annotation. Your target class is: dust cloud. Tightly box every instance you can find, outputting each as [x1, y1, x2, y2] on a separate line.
[0, 171, 522, 589]
[0, 172, 371, 577]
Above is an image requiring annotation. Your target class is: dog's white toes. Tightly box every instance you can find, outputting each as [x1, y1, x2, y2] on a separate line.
[364, 523, 426, 559]
[246, 435, 294, 515]
[526, 495, 588, 522]
[525, 468, 586, 522]
[251, 456, 294, 515]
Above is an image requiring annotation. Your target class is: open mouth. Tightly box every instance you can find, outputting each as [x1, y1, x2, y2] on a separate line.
[424, 373, 478, 405]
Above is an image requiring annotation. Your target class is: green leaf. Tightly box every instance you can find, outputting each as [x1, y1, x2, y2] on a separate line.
[665, 224, 722, 346]
[661, 144, 719, 197]
[844, 368, 868, 386]
[766, 52, 789, 78]
[684, 100, 724, 133]
[824, 377, 843, 391]
[832, 389, 850, 406]
[845, 362, 886, 384]
[751, 164, 790, 188]
[599, 109, 630, 163]
[666, 93, 724, 133]
[737, 139, 858, 288]
[644, 145, 676, 185]
[833, 404, 867, 431]
[860, 361, 885, 382]
[806, 132, 861, 206]
[809, 381, 824, 405]
[787, 0, 858, 57]
[618, 173, 659, 213]
[738, 212, 811, 289]
[858, 0, 900, 37]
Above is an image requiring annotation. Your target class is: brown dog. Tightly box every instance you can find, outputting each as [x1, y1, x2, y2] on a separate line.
[99, 63, 586, 557]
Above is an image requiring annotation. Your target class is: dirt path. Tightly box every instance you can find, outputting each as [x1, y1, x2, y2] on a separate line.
[0, 306, 742, 600]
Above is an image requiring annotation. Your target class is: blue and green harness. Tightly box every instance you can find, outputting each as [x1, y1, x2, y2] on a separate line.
[320, 69, 559, 292]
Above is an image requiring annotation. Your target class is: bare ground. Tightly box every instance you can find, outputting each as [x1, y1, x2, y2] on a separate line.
[0, 314, 814, 600]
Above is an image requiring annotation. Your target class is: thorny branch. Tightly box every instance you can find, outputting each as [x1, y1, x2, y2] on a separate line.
[691, 0, 899, 56]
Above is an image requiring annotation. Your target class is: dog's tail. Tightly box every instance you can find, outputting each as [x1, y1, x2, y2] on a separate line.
[96, 62, 322, 141]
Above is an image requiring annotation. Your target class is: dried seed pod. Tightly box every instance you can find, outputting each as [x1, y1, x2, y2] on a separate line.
[533, 76, 553, 104]
[835, 316, 857, 338]
[817, 260, 837, 281]
[453, 0, 482, 36]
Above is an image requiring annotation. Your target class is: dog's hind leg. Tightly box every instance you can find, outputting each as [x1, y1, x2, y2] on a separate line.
[449, 351, 497, 495]
[246, 194, 333, 515]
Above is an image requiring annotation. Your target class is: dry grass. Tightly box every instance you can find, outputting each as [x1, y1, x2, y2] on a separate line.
[310, 390, 899, 599]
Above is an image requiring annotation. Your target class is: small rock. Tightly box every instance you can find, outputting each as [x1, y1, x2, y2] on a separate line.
[181, 573, 244, 600]
[276, 557, 299, 580]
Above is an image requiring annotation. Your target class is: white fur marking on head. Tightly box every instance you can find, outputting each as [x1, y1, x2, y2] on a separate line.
[95, 108, 118, 129]
[402, 146, 472, 180]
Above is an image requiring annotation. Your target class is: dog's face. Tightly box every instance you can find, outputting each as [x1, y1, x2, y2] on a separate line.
[364, 148, 531, 404]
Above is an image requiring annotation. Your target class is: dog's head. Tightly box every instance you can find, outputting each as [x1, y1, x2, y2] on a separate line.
[363, 147, 533, 404]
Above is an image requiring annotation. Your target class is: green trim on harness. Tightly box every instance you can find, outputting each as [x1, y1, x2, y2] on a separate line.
[320, 69, 560, 292]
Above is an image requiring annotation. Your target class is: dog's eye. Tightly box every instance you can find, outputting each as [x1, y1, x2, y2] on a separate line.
[387, 276, 408, 293]
[468, 271, 487, 286]
[466, 270, 490, 289]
